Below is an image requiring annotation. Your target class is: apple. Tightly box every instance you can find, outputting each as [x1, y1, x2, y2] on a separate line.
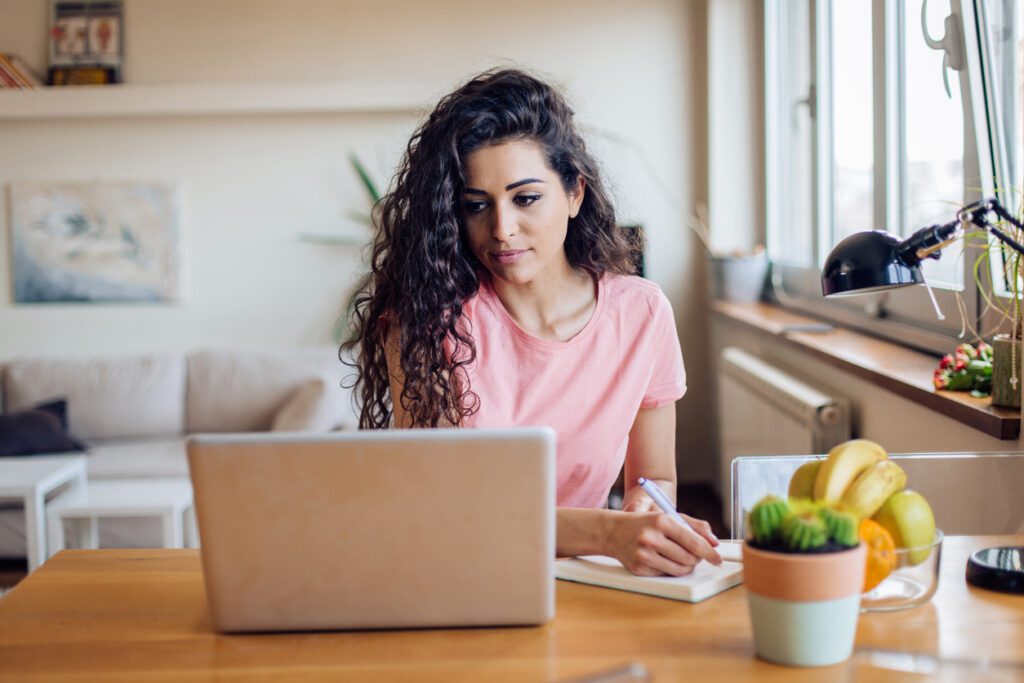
[872, 490, 936, 565]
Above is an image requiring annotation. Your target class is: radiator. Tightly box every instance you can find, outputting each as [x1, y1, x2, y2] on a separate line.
[717, 347, 850, 522]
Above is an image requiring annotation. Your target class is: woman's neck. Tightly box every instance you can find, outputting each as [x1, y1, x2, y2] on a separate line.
[488, 262, 598, 343]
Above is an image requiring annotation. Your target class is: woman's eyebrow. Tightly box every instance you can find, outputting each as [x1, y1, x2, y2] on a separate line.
[506, 178, 545, 190]
[463, 178, 546, 195]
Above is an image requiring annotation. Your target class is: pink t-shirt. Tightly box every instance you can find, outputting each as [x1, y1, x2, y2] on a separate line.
[459, 273, 686, 508]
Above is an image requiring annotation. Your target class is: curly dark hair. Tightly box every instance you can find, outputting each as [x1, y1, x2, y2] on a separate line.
[342, 68, 637, 428]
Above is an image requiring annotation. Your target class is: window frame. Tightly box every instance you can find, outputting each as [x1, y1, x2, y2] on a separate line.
[974, 0, 1023, 316]
[764, 0, 1000, 356]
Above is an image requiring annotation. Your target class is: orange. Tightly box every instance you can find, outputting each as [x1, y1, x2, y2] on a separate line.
[859, 518, 897, 593]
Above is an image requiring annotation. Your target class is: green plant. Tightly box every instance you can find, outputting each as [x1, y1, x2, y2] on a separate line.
[953, 192, 1024, 405]
[781, 511, 828, 551]
[346, 153, 383, 224]
[747, 495, 859, 553]
[932, 341, 993, 396]
[819, 507, 858, 547]
[749, 495, 788, 545]
[959, 191, 1024, 343]
[330, 154, 383, 344]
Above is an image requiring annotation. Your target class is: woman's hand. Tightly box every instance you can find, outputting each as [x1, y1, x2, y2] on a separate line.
[606, 509, 722, 577]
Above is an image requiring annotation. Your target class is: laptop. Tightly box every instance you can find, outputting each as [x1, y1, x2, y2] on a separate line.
[186, 427, 555, 633]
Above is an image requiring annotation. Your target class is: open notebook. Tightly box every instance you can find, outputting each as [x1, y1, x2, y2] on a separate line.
[555, 541, 743, 603]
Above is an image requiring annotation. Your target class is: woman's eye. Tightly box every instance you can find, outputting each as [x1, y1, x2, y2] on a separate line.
[463, 201, 488, 214]
[514, 194, 541, 207]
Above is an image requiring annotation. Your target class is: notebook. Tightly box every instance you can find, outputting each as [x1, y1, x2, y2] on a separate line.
[555, 541, 744, 603]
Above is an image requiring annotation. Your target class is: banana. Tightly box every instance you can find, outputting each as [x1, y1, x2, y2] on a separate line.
[788, 460, 823, 499]
[813, 439, 888, 503]
[840, 460, 907, 519]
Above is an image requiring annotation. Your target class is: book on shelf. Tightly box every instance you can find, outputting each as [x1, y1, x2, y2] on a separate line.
[0, 53, 43, 89]
[8, 54, 44, 86]
[0, 63, 18, 88]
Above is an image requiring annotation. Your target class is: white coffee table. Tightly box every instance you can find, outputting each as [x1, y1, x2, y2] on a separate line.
[47, 479, 196, 553]
[0, 455, 88, 571]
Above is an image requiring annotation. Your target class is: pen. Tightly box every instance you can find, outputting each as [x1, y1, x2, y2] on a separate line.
[636, 477, 694, 531]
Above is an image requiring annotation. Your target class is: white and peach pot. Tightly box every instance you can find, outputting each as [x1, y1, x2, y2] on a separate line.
[743, 542, 866, 667]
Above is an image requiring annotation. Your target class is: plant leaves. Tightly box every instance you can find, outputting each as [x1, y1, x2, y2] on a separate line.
[349, 153, 382, 204]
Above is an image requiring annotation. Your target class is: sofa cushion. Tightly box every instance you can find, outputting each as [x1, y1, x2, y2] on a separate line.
[271, 378, 339, 432]
[0, 399, 86, 456]
[2, 355, 186, 441]
[186, 348, 353, 433]
[85, 436, 189, 479]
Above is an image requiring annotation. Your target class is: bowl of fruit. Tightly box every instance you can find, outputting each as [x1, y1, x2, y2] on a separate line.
[787, 439, 942, 612]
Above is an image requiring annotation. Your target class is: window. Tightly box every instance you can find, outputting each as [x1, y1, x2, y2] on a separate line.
[831, 1, 874, 243]
[766, 0, 1020, 354]
[977, 0, 1024, 303]
[765, 1, 816, 268]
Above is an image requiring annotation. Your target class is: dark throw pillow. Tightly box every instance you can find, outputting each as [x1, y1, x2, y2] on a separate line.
[0, 399, 86, 457]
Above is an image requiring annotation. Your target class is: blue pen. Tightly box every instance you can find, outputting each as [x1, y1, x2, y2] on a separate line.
[636, 477, 694, 531]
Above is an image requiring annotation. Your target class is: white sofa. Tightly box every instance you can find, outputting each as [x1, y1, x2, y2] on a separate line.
[0, 347, 359, 557]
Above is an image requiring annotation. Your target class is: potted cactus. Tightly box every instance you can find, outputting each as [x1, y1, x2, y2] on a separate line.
[743, 496, 865, 667]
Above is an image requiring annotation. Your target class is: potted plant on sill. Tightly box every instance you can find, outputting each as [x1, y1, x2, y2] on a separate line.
[951, 197, 1024, 408]
[978, 212, 1024, 409]
[742, 495, 865, 667]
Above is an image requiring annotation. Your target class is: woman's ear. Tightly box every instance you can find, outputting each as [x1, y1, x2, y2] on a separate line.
[568, 176, 586, 219]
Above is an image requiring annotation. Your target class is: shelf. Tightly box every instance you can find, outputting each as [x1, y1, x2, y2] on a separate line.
[0, 81, 445, 120]
[712, 300, 1021, 440]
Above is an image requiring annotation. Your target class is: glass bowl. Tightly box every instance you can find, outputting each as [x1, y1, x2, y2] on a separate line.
[861, 529, 944, 612]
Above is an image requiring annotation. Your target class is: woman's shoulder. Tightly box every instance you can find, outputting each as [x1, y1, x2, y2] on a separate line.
[601, 273, 671, 315]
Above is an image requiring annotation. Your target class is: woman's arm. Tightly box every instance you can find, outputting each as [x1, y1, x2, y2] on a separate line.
[560, 403, 720, 576]
[384, 323, 456, 429]
[383, 325, 413, 428]
[621, 403, 682, 513]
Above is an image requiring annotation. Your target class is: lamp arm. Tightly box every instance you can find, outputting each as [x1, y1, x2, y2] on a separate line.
[984, 222, 1024, 258]
[959, 198, 1024, 258]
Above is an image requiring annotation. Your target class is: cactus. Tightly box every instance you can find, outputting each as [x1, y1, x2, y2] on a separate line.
[819, 507, 859, 547]
[781, 511, 828, 551]
[749, 495, 789, 545]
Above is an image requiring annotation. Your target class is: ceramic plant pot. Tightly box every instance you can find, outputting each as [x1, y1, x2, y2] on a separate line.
[991, 333, 1021, 409]
[709, 252, 769, 303]
[743, 542, 866, 667]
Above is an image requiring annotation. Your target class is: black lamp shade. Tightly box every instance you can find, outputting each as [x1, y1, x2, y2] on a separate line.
[821, 231, 923, 297]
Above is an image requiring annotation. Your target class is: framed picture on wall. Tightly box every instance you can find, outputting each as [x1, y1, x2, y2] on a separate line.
[48, 0, 124, 84]
[8, 181, 180, 304]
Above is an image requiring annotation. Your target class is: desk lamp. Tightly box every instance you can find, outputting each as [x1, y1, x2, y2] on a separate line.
[820, 197, 1024, 595]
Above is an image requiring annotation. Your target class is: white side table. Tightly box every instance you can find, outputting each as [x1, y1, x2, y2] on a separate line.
[46, 479, 196, 554]
[0, 455, 88, 572]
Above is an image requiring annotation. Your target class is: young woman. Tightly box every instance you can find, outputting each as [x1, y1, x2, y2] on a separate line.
[343, 68, 721, 576]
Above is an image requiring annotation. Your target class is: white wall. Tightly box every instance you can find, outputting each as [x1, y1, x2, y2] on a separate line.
[0, 0, 715, 479]
[709, 316, 1023, 494]
[707, 0, 764, 255]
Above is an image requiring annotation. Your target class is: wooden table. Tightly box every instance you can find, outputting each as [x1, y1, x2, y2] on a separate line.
[1, 536, 1022, 681]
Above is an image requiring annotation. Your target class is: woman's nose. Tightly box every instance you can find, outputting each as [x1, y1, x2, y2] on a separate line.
[491, 202, 517, 241]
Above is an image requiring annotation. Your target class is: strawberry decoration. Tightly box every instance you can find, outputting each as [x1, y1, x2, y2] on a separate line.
[933, 342, 993, 396]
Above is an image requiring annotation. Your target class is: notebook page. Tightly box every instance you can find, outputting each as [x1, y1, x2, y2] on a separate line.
[555, 554, 743, 603]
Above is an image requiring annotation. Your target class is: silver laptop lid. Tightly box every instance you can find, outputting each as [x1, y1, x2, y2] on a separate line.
[187, 428, 555, 632]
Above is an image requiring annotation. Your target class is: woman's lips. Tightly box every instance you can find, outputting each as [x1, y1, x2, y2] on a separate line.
[491, 249, 527, 265]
